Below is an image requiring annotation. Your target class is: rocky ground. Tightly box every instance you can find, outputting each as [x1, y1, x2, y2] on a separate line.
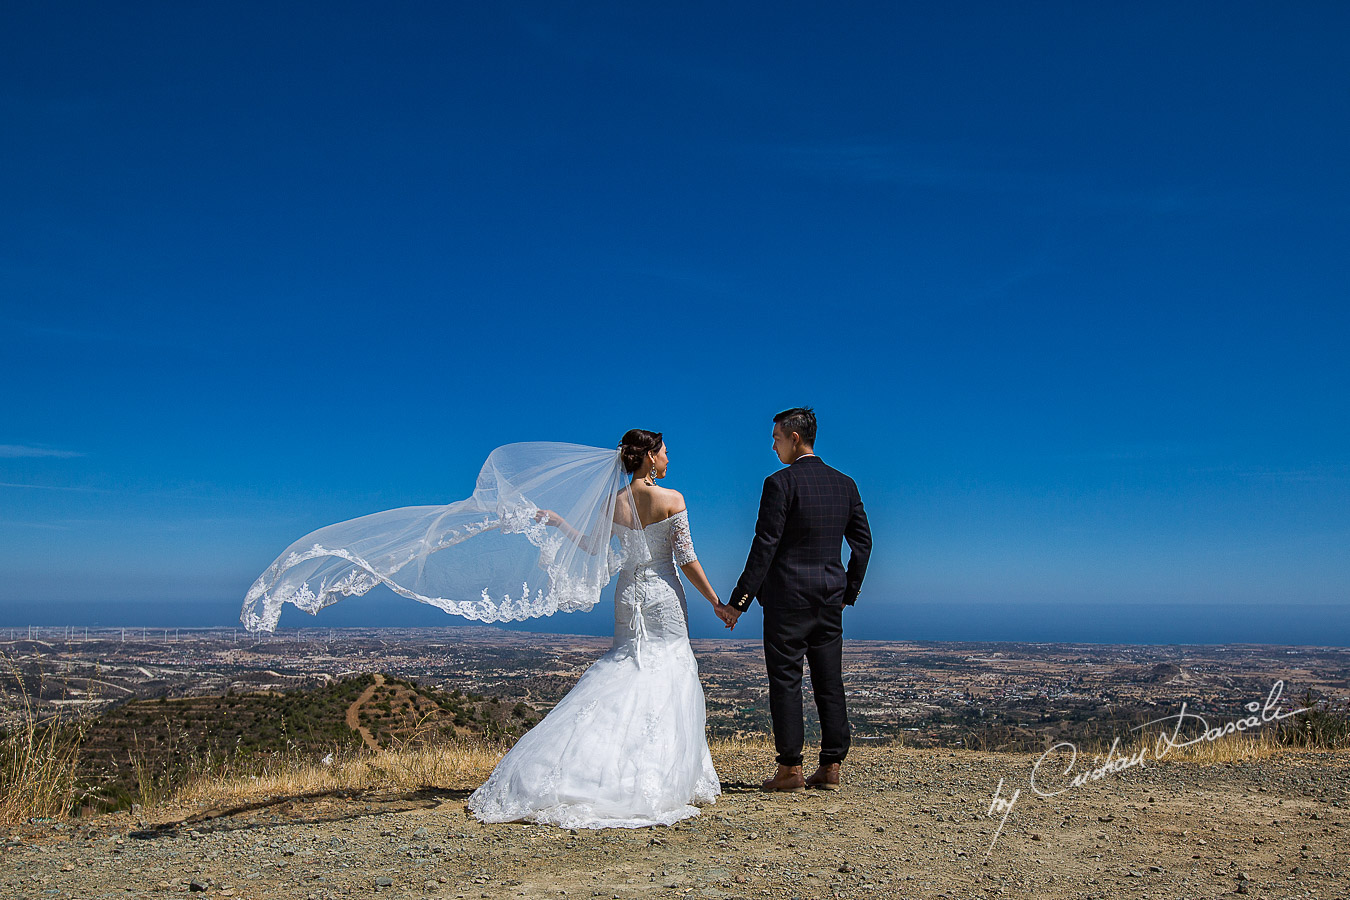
[2, 745, 1347, 900]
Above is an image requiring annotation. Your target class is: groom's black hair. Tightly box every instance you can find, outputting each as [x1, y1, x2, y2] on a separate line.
[774, 407, 816, 446]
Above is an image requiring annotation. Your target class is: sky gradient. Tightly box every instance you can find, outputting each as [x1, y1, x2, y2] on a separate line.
[3, 3, 1348, 643]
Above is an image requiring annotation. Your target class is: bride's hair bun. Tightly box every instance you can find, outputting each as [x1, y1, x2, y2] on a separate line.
[618, 429, 663, 474]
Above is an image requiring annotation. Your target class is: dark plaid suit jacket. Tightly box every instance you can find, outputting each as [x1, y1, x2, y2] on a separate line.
[729, 454, 871, 612]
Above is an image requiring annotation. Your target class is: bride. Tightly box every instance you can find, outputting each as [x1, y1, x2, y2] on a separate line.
[468, 429, 728, 827]
[240, 429, 730, 828]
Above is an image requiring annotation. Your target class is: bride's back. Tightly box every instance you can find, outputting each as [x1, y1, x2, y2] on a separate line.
[618, 482, 682, 530]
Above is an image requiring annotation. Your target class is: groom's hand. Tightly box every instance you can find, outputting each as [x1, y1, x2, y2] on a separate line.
[713, 601, 739, 630]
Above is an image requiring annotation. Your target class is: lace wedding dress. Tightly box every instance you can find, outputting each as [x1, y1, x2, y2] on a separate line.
[467, 508, 721, 828]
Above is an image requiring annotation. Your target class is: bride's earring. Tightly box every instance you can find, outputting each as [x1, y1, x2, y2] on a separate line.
[644, 457, 657, 486]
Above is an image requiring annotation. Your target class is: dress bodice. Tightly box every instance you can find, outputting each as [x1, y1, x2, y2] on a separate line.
[611, 508, 699, 664]
[617, 508, 698, 574]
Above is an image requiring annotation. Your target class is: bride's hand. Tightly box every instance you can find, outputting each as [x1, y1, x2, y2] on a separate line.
[532, 508, 558, 527]
[713, 601, 737, 630]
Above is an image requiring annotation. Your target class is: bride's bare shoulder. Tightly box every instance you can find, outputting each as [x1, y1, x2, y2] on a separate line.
[657, 486, 687, 519]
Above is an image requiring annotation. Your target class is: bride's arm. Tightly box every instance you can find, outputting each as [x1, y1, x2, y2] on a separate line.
[669, 500, 731, 615]
[680, 558, 722, 608]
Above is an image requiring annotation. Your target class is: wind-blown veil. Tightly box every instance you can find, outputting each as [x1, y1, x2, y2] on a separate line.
[241, 442, 650, 633]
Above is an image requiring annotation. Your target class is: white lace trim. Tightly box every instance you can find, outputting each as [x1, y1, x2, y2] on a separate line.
[241, 499, 650, 632]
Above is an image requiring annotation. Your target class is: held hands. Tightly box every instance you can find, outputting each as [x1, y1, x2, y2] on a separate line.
[712, 600, 741, 630]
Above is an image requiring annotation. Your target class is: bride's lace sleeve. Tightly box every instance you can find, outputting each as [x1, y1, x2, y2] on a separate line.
[670, 509, 698, 566]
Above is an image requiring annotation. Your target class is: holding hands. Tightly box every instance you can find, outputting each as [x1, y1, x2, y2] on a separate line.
[713, 600, 741, 630]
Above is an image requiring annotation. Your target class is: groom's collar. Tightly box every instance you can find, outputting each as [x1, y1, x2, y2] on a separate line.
[790, 453, 820, 465]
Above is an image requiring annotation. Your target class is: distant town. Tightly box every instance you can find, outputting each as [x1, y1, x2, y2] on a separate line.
[6, 625, 1347, 749]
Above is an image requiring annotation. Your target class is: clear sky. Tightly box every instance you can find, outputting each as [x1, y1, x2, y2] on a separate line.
[2, 3, 1347, 643]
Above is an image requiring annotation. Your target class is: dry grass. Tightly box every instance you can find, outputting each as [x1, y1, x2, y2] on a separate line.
[168, 734, 784, 811]
[1089, 722, 1343, 766]
[154, 728, 1350, 818]
[170, 738, 510, 807]
[1050, 687, 1350, 766]
[0, 654, 91, 824]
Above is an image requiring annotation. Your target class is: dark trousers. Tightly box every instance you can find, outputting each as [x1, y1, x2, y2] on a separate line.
[763, 602, 850, 768]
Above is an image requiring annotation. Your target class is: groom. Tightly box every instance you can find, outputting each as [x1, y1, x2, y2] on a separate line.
[720, 407, 872, 791]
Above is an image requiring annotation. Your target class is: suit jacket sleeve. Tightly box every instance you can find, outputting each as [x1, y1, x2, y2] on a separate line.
[729, 475, 788, 611]
[842, 482, 872, 605]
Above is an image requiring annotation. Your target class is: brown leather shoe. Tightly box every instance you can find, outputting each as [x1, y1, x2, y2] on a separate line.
[805, 762, 841, 790]
[760, 764, 806, 792]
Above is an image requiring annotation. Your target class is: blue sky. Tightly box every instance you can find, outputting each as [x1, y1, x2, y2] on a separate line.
[2, 3, 1347, 642]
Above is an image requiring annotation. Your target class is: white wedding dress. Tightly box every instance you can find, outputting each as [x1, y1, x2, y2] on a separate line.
[466, 508, 721, 828]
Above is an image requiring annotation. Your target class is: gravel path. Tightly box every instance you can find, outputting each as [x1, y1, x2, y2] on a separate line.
[3, 746, 1346, 899]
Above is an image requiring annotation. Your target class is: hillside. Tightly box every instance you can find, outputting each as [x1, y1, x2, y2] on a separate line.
[59, 673, 543, 813]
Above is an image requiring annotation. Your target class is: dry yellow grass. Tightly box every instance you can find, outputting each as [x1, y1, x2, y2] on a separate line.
[0, 713, 87, 823]
[152, 726, 1345, 817]
[171, 739, 508, 806]
[0, 654, 91, 824]
[1085, 719, 1337, 765]
[167, 734, 783, 811]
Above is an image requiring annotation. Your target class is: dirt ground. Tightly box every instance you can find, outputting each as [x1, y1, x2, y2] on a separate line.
[3, 745, 1347, 900]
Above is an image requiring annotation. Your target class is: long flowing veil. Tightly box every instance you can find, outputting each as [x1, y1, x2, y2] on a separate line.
[240, 442, 650, 633]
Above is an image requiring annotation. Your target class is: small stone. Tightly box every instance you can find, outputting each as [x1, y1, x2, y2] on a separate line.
[839, 863, 854, 874]
[375, 876, 393, 887]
